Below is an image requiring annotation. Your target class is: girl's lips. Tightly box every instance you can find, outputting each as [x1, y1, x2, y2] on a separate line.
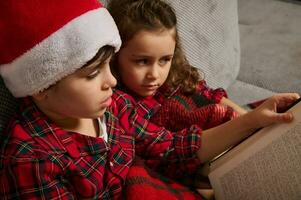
[142, 84, 160, 91]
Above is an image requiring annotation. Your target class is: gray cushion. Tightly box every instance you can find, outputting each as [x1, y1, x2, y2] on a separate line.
[237, 0, 301, 95]
[168, 0, 240, 89]
[227, 80, 274, 105]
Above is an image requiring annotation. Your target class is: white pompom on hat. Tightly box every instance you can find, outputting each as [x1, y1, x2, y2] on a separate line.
[0, 0, 121, 97]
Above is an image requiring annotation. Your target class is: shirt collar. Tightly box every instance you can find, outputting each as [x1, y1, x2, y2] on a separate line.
[18, 97, 110, 158]
[116, 85, 181, 119]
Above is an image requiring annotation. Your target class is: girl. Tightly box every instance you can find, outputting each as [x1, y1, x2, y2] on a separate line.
[108, 0, 246, 134]
[108, 0, 246, 148]
[108, 0, 299, 196]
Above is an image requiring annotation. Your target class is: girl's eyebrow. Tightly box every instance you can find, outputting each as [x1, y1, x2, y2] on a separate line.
[131, 54, 174, 58]
[162, 54, 174, 57]
[131, 54, 150, 57]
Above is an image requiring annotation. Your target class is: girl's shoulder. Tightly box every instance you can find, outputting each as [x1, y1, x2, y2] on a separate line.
[112, 89, 136, 103]
[111, 89, 137, 115]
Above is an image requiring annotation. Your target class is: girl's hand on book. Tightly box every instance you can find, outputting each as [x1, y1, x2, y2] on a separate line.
[250, 93, 300, 128]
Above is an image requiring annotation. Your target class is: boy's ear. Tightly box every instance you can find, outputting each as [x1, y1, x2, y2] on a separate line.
[32, 90, 48, 101]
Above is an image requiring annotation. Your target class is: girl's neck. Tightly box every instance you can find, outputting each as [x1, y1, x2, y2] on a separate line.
[118, 84, 160, 100]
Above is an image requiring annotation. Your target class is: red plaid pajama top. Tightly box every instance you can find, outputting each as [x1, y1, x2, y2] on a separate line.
[118, 81, 237, 183]
[0, 91, 203, 199]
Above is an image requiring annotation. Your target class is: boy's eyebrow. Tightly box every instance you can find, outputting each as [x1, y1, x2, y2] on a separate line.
[82, 57, 102, 69]
[81, 53, 110, 72]
[84, 64, 100, 71]
[79, 59, 103, 75]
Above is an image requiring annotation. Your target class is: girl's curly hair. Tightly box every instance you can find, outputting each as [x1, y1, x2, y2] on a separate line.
[108, 0, 204, 94]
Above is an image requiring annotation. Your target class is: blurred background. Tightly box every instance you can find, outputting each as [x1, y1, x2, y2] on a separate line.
[237, 0, 301, 95]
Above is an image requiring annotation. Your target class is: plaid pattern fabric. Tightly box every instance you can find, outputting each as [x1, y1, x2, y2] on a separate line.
[117, 81, 235, 186]
[151, 98, 238, 132]
[0, 92, 202, 199]
[149, 88, 238, 188]
[114, 90, 204, 180]
[125, 157, 202, 200]
[112, 90, 202, 163]
[128, 80, 228, 121]
[195, 80, 228, 103]
[151, 81, 237, 132]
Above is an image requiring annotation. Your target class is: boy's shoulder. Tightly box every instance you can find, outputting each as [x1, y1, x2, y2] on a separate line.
[0, 117, 67, 167]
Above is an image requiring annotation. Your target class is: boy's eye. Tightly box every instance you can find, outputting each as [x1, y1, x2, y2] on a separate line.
[87, 69, 100, 79]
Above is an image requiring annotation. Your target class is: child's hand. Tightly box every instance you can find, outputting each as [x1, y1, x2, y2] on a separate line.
[197, 93, 299, 163]
[248, 93, 300, 128]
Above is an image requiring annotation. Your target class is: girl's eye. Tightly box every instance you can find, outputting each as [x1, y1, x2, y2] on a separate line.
[135, 59, 148, 65]
[87, 69, 100, 79]
[159, 57, 172, 65]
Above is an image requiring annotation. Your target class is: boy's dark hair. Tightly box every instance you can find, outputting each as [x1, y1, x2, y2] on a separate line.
[84, 45, 115, 68]
[44, 45, 115, 91]
[108, 0, 203, 94]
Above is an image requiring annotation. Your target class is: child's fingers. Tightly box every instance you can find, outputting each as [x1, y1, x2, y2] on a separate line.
[272, 93, 300, 110]
[275, 93, 300, 103]
[273, 112, 294, 123]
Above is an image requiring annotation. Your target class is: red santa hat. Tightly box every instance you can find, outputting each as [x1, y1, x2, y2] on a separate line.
[0, 0, 121, 97]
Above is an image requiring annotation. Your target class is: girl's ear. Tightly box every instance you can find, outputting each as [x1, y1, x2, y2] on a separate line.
[32, 90, 48, 101]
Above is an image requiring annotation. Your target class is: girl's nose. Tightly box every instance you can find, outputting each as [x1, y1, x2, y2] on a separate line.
[146, 65, 159, 79]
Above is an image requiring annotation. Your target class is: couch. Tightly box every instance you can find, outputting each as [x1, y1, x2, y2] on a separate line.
[166, 0, 300, 105]
[167, 0, 286, 106]
[235, 0, 301, 101]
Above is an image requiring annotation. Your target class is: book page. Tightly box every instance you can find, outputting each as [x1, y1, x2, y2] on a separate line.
[209, 100, 301, 200]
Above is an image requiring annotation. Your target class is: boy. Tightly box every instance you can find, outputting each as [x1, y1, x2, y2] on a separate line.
[0, 0, 204, 199]
[0, 0, 298, 199]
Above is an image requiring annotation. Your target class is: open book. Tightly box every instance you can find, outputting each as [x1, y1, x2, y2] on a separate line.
[208, 98, 301, 200]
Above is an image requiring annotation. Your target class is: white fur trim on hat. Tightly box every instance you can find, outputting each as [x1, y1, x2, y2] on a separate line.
[0, 8, 121, 97]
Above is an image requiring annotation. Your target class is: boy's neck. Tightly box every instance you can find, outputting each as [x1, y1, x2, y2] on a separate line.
[32, 98, 100, 137]
[53, 118, 100, 137]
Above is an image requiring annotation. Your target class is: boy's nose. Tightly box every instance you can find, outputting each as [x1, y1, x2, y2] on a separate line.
[108, 71, 117, 88]
[103, 68, 117, 89]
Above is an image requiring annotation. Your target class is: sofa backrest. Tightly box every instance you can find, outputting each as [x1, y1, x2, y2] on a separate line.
[167, 0, 240, 89]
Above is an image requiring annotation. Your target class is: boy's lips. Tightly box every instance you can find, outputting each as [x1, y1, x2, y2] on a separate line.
[100, 96, 112, 107]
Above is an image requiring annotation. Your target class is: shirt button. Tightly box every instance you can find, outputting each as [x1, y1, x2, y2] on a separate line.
[110, 161, 114, 167]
